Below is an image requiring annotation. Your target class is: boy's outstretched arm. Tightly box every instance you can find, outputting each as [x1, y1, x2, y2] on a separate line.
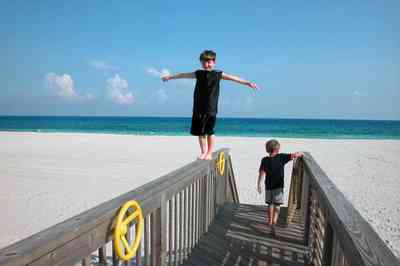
[256, 170, 266, 194]
[162, 72, 195, 81]
[222, 73, 259, 90]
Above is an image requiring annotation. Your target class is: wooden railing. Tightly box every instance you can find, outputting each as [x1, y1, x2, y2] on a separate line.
[0, 148, 239, 266]
[287, 153, 399, 266]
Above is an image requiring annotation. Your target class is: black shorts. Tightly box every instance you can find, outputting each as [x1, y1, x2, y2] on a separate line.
[190, 114, 216, 136]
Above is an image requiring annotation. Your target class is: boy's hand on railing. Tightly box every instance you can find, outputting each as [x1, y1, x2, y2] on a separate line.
[291, 152, 304, 159]
[295, 152, 304, 158]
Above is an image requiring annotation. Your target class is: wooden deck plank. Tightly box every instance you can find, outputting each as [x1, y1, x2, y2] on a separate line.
[183, 203, 308, 266]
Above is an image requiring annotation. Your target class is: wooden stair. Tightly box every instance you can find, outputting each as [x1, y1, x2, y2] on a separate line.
[183, 203, 308, 266]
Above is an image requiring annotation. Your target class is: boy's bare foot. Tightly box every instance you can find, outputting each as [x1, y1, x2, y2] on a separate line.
[204, 153, 212, 160]
[198, 153, 207, 160]
[271, 225, 276, 236]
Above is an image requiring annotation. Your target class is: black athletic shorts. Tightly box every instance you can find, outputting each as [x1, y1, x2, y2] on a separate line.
[190, 114, 216, 136]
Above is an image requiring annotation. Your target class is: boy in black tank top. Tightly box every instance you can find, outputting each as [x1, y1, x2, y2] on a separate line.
[162, 50, 258, 160]
[256, 139, 303, 231]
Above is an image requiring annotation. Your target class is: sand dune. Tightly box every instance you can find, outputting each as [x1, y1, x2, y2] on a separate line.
[0, 132, 399, 257]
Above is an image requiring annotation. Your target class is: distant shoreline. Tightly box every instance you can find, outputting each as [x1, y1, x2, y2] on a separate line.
[1, 115, 399, 122]
[1, 116, 399, 140]
[2, 130, 400, 141]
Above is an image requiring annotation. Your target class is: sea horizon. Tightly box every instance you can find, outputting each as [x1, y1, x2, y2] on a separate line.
[1, 115, 400, 140]
[1, 114, 399, 122]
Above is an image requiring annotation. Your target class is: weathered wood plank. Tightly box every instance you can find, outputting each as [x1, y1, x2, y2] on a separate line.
[184, 203, 307, 265]
[167, 199, 172, 265]
[98, 245, 107, 266]
[181, 189, 186, 261]
[151, 208, 161, 266]
[112, 239, 119, 266]
[160, 196, 167, 266]
[226, 155, 239, 203]
[144, 215, 150, 266]
[195, 179, 199, 246]
[183, 187, 188, 260]
[188, 184, 193, 256]
[179, 190, 184, 263]
[82, 256, 91, 266]
[136, 230, 142, 266]
[123, 223, 131, 266]
[173, 193, 178, 266]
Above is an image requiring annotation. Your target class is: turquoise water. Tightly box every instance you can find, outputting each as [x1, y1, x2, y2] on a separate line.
[0, 116, 399, 139]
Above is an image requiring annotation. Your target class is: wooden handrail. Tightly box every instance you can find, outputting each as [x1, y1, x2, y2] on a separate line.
[0, 148, 237, 266]
[287, 153, 399, 265]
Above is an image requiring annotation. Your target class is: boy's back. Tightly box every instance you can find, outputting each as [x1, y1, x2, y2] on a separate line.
[259, 153, 291, 190]
[257, 139, 303, 227]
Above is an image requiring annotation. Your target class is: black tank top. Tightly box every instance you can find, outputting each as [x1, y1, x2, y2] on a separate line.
[193, 70, 223, 115]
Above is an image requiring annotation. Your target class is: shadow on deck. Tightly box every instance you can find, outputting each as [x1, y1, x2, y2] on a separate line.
[183, 203, 308, 266]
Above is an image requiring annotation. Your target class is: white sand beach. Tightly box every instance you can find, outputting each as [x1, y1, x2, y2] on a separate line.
[0, 132, 399, 257]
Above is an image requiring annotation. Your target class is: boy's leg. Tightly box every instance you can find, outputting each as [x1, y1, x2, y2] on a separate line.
[198, 135, 207, 159]
[268, 204, 274, 225]
[273, 205, 281, 225]
[204, 134, 215, 160]
[272, 189, 283, 225]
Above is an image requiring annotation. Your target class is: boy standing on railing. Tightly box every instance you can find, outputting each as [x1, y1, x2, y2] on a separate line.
[162, 50, 258, 160]
[256, 139, 303, 232]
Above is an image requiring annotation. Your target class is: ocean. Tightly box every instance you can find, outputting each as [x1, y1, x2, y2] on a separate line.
[0, 116, 399, 139]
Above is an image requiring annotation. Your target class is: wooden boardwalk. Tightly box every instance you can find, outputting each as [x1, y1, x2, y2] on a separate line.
[2, 150, 398, 265]
[183, 203, 308, 266]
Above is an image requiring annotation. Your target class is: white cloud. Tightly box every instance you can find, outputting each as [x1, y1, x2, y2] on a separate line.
[106, 74, 134, 105]
[153, 89, 168, 104]
[90, 60, 116, 71]
[45, 73, 95, 102]
[353, 90, 361, 96]
[45, 73, 77, 98]
[145, 67, 171, 78]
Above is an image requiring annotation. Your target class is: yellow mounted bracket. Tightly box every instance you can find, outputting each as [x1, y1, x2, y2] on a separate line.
[216, 152, 225, 176]
[114, 200, 144, 261]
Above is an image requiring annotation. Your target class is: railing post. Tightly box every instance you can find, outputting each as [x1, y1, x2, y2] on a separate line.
[98, 245, 107, 266]
[82, 256, 91, 266]
[204, 174, 209, 233]
[124, 225, 132, 266]
[151, 207, 162, 266]
[215, 164, 223, 210]
[321, 222, 333, 266]
[302, 168, 312, 246]
[136, 221, 143, 266]
[296, 161, 304, 209]
[225, 158, 231, 202]
[160, 195, 168, 266]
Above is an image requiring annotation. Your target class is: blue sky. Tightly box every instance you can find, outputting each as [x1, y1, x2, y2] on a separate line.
[1, 1, 399, 119]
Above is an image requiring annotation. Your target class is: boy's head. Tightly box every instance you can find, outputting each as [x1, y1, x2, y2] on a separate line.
[199, 50, 216, 71]
[265, 139, 280, 154]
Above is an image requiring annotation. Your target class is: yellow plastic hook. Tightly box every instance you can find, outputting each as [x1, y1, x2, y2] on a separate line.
[114, 200, 144, 261]
[216, 152, 225, 176]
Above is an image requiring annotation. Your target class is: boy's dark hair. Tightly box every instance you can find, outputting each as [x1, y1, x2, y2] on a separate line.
[266, 139, 280, 154]
[199, 50, 216, 61]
